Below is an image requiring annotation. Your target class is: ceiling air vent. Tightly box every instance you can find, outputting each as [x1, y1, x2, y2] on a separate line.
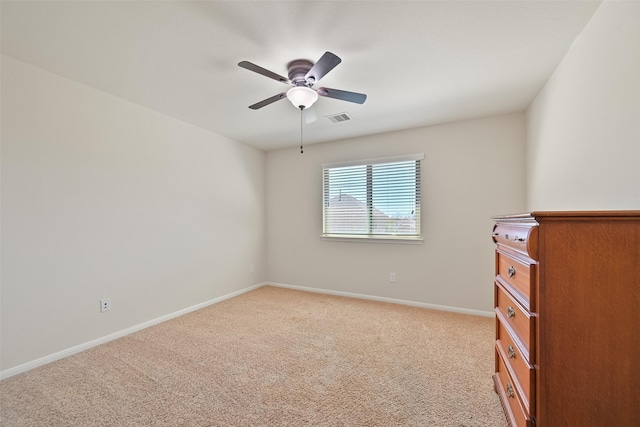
[325, 112, 353, 123]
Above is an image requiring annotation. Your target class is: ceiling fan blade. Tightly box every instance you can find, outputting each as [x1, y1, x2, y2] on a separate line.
[248, 92, 287, 110]
[305, 52, 341, 84]
[304, 106, 317, 124]
[317, 87, 367, 104]
[238, 61, 289, 84]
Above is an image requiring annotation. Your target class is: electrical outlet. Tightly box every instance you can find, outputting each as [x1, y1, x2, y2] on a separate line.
[250, 264, 255, 273]
[389, 272, 396, 283]
[100, 298, 111, 313]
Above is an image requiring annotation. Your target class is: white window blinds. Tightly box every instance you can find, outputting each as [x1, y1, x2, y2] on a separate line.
[322, 154, 423, 240]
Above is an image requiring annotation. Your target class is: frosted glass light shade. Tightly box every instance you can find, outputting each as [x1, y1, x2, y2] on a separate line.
[287, 86, 318, 109]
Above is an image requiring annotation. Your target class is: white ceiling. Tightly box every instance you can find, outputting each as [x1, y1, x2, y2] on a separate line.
[1, 1, 602, 151]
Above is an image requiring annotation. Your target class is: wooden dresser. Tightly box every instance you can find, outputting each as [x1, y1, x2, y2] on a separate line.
[491, 211, 640, 427]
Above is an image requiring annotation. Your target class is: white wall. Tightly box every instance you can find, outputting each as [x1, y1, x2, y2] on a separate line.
[266, 113, 526, 313]
[527, 0, 640, 210]
[1, 56, 266, 372]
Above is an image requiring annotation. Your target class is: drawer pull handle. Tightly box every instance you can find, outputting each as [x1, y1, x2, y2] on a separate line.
[500, 232, 525, 242]
[506, 383, 515, 399]
[507, 306, 516, 318]
[507, 266, 516, 278]
[508, 345, 517, 359]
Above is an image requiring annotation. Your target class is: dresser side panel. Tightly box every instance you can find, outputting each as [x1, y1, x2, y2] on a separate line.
[537, 217, 640, 426]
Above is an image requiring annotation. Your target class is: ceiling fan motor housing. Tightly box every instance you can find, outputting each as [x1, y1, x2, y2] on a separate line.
[287, 59, 314, 86]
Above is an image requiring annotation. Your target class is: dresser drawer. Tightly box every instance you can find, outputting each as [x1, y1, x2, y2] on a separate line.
[494, 347, 533, 427]
[496, 250, 536, 310]
[492, 223, 538, 259]
[497, 320, 535, 412]
[495, 282, 534, 356]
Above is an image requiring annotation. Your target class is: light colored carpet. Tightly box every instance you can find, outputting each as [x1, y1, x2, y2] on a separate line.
[0, 286, 507, 426]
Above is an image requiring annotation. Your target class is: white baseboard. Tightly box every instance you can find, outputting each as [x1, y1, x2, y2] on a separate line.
[267, 282, 495, 318]
[0, 282, 267, 381]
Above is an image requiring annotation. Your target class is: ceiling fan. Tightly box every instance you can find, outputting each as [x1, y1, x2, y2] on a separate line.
[238, 51, 367, 111]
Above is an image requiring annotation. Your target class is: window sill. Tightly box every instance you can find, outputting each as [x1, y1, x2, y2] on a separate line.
[321, 234, 423, 244]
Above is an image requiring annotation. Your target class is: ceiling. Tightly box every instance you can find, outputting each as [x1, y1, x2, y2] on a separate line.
[1, 1, 602, 151]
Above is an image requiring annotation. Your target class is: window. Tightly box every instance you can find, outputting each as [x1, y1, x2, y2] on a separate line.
[322, 154, 423, 241]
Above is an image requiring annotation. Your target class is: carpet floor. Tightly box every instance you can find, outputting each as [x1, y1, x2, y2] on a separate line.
[0, 286, 507, 426]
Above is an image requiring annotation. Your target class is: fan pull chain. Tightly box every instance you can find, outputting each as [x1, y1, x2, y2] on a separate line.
[299, 106, 304, 154]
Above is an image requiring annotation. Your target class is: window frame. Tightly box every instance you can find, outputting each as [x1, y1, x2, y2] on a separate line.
[321, 154, 424, 243]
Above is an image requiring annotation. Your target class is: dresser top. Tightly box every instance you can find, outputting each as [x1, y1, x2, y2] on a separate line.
[493, 210, 640, 222]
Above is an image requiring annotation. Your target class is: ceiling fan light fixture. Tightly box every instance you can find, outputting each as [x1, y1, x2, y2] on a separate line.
[287, 86, 318, 109]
